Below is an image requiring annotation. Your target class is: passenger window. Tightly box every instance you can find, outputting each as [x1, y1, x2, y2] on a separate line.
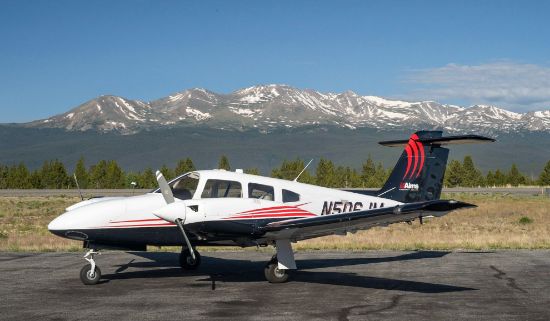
[201, 180, 242, 198]
[248, 183, 275, 201]
[282, 189, 300, 203]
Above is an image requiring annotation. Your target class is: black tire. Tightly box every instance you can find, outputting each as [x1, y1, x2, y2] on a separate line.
[264, 261, 289, 283]
[80, 264, 101, 285]
[179, 249, 201, 270]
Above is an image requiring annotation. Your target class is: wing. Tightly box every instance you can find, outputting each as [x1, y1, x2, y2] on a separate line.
[258, 200, 475, 242]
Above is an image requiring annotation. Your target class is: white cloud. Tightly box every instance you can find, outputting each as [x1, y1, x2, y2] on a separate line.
[403, 62, 550, 112]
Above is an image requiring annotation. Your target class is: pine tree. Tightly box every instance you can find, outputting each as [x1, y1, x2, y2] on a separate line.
[371, 162, 389, 187]
[0, 164, 7, 189]
[51, 159, 71, 188]
[538, 160, 550, 186]
[139, 168, 157, 188]
[507, 164, 526, 186]
[333, 166, 361, 188]
[37, 160, 52, 188]
[461, 156, 484, 187]
[74, 157, 89, 189]
[218, 155, 230, 170]
[8, 163, 32, 188]
[486, 171, 495, 187]
[271, 159, 314, 183]
[160, 164, 173, 181]
[444, 160, 463, 187]
[315, 158, 336, 187]
[360, 156, 376, 187]
[174, 158, 196, 176]
[105, 160, 125, 188]
[89, 160, 108, 188]
[125, 172, 141, 188]
[494, 169, 506, 186]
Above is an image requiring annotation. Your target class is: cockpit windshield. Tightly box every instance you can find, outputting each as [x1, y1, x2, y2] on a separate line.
[152, 172, 200, 200]
[170, 172, 200, 200]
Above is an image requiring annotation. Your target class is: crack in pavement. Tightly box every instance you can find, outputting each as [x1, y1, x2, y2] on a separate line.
[337, 295, 403, 321]
[490, 265, 527, 294]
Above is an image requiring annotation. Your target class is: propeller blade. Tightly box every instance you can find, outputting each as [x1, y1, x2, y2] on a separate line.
[155, 170, 175, 204]
[153, 202, 187, 223]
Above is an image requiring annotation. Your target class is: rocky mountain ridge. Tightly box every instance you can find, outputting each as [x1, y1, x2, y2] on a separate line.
[24, 84, 550, 135]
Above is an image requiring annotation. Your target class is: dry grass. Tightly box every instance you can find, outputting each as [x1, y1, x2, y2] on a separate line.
[0, 196, 83, 252]
[0, 194, 549, 252]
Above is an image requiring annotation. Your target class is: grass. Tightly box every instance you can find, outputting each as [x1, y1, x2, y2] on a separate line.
[0, 194, 549, 252]
[518, 216, 534, 224]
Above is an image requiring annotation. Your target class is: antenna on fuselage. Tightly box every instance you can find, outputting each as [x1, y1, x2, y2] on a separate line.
[73, 173, 84, 201]
[293, 159, 313, 182]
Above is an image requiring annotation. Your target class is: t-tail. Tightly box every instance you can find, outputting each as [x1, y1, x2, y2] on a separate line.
[376, 131, 495, 203]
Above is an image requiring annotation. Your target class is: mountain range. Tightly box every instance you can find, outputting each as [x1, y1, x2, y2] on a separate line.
[2, 85, 549, 174]
[22, 84, 550, 135]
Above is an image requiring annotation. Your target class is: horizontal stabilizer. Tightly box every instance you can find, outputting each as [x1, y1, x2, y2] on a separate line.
[379, 135, 495, 147]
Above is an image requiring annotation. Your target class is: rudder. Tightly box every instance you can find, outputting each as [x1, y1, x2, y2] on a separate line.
[377, 131, 494, 203]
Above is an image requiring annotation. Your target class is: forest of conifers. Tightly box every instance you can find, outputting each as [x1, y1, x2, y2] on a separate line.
[1, 155, 549, 189]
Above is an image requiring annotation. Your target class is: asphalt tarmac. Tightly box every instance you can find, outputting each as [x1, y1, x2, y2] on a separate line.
[1, 250, 549, 320]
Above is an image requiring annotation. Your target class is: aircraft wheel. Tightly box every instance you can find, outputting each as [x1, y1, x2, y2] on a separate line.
[80, 264, 101, 285]
[179, 248, 201, 270]
[264, 260, 289, 283]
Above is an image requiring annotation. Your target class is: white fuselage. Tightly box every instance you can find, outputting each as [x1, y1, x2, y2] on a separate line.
[48, 170, 401, 247]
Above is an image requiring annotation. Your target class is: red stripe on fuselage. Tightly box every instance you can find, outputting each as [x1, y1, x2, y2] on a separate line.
[237, 205, 300, 214]
[110, 218, 165, 223]
[231, 208, 310, 216]
[225, 213, 315, 219]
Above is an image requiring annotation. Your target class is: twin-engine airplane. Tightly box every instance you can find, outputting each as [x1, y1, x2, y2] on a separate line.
[48, 131, 494, 285]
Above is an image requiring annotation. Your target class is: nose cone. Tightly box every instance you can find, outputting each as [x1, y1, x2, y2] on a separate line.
[48, 214, 69, 237]
[153, 202, 187, 223]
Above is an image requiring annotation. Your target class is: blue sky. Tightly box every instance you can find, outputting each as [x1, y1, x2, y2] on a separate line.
[1, 0, 549, 122]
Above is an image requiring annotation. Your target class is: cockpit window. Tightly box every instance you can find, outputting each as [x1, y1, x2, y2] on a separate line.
[170, 172, 200, 200]
[282, 189, 300, 203]
[249, 183, 275, 201]
[201, 179, 242, 198]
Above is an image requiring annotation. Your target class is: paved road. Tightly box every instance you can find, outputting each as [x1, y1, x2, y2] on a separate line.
[1, 250, 549, 320]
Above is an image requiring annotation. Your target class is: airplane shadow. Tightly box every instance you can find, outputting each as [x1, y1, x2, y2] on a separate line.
[102, 251, 476, 293]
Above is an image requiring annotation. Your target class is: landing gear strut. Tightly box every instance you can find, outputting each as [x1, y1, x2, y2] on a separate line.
[80, 249, 101, 285]
[175, 218, 201, 270]
[179, 247, 201, 270]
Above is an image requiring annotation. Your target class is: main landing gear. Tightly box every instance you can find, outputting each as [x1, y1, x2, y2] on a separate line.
[80, 249, 101, 285]
[264, 256, 289, 283]
[264, 239, 296, 283]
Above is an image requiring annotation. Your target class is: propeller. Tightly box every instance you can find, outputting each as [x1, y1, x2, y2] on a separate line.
[153, 170, 196, 261]
[156, 170, 175, 204]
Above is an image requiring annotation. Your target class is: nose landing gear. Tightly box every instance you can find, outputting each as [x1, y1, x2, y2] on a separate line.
[179, 247, 202, 270]
[80, 249, 101, 285]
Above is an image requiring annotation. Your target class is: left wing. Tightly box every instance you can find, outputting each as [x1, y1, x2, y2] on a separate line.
[258, 200, 475, 242]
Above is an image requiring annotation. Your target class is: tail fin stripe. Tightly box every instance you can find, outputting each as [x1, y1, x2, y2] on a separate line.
[415, 140, 425, 178]
[404, 144, 413, 179]
[409, 139, 419, 180]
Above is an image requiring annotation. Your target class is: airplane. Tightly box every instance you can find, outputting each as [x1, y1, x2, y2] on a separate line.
[48, 130, 494, 285]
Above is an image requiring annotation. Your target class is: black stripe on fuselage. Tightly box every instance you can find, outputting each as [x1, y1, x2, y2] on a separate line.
[49, 217, 304, 247]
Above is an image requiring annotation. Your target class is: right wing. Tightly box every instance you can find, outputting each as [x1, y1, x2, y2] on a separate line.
[258, 199, 475, 242]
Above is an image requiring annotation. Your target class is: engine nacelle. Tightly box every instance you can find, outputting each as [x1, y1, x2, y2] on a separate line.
[153, 202, 187, 223]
